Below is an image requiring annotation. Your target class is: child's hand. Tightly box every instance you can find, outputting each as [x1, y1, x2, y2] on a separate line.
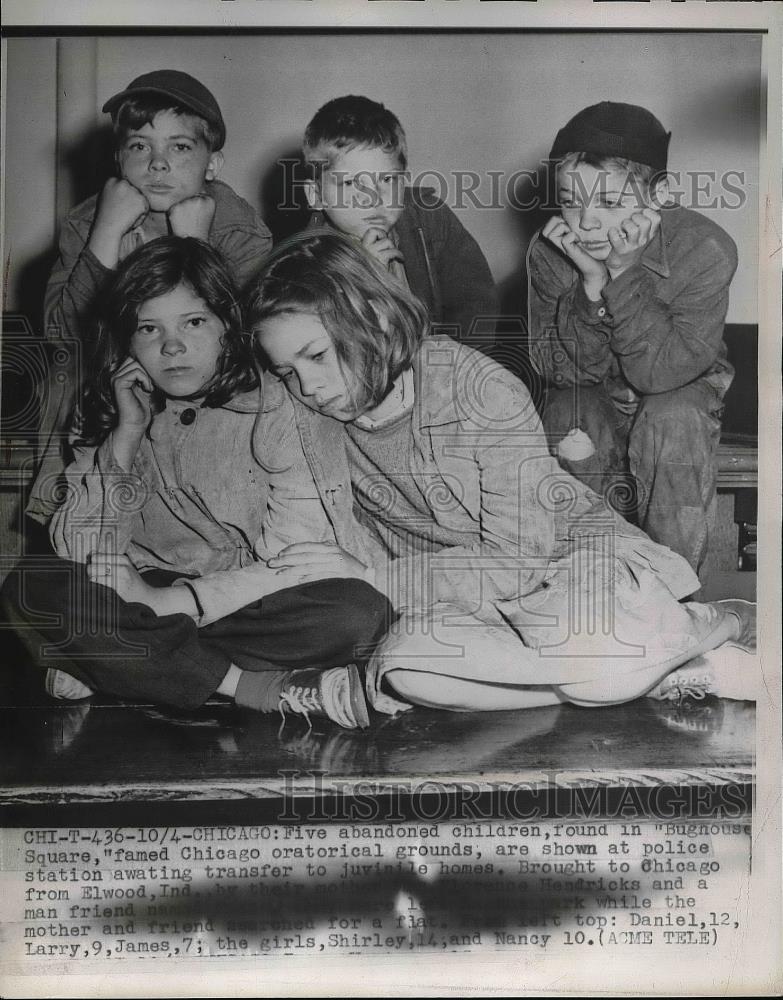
[168, 194, 216, 240]
[604, 208, 661, 277]
[267, 541, 371, 586]
[361, 227, 405, 274]
[89, 179, 150, 267]
[542, 216, 608, 300]
[112, 357, 154, 433]
[88, 553, 157, 607]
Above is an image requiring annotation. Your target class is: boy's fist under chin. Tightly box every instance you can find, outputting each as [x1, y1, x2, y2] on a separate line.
[94, 178, 150, 235]
[361, 226, 404, 273]
[168, 194, 217, 240]
[604, 207, 661, 275]
[542, 216, 609, 296]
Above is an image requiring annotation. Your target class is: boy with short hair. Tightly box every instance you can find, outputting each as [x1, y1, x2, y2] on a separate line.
[527, 101, 738, 578]
[29, 69, 272, 522]
[301, 94, 498, 349]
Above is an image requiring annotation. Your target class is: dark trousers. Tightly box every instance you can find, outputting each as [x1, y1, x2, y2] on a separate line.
[1, 557, 393, 709]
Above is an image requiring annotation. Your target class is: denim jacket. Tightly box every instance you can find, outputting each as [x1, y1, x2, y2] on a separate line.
[527, 204, 738, 401]
[289, 336, 700, 616]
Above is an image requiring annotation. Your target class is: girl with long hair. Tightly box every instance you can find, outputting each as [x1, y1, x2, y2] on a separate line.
[3, 237, 389, 728]
[246, 231, 756, 714]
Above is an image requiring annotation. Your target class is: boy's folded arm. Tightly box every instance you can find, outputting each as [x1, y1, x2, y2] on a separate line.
[44, 218, 112, 343]
[527, 238, 614, 385]
[603, 239, 737, 394]
[49, 438, 147, 563]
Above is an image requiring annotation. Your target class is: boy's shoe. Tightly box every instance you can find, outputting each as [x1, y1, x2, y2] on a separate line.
[45, 667, 94, 701]
[278, 664, 370, 731]
[716, 599, 756, 651]
[645, 646, 758, 703]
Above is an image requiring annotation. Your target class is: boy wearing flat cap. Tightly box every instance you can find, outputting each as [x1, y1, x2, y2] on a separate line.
[29, 70, 272, 522]
[527, 101, 737, 580]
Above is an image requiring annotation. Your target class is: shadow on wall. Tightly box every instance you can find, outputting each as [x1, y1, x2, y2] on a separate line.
[257, 145, 311, 245]
[11, 124, 115, 339]
[488, 159, 554, 402]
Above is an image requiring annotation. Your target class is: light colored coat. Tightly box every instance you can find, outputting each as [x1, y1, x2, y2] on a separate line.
[288, 336, 700, 616]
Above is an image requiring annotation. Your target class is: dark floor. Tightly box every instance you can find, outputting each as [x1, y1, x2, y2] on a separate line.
[0, 692, 755, 809]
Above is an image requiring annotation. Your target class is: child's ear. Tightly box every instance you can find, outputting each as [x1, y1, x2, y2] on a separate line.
[304, 180, 324, 211]
[205, 150, 224, 183]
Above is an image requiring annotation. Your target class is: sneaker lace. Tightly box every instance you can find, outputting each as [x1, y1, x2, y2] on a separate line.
[660, 673, 712, 703]
[278, 685, 321, 732]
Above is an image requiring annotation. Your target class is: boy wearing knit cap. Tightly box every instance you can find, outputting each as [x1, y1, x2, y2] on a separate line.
[29, 70, 272, 522]
[527, 101, 737, 581]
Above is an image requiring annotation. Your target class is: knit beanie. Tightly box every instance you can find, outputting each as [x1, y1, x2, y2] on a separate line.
[550, 102, 671, 172]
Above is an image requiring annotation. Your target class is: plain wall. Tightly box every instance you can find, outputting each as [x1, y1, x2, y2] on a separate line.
[2, 31, 762, 326]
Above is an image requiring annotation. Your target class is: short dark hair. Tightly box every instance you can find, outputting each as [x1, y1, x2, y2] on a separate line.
[246, 230, 425, 416]
[78, 237, 256, 446]
[112, 95, 222, 152]
[303, 95, 408, 176]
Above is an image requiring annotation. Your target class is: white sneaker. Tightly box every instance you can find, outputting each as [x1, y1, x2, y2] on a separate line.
[45, 668, 94, 701]
[645, 646, 758, 703]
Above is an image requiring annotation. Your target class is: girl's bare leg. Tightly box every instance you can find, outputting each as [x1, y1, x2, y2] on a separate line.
[386, 669, 565, 711]
[374, 599, 752, 713]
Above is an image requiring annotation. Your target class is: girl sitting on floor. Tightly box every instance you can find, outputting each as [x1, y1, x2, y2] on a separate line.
[2, 237, 389, 728]
[244, 230, 757, 714]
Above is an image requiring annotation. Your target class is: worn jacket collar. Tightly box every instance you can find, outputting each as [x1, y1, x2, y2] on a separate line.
[411, 335, 473, 428]
[639, 204, 682, 279]
[225, 376, 286, 414]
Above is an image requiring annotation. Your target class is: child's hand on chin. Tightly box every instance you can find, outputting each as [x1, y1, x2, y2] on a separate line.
[605, 207, 661, 277]
[542, 215, 609, 300]
[168, 194, 217, 240]
[112, 357, 154, 433]
[88, 179, 150, 268]
[94, 177, 150, 235]
[361, 227, 404, 274]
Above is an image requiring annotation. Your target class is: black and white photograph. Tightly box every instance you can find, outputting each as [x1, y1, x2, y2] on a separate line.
[1, 1, 780, 996]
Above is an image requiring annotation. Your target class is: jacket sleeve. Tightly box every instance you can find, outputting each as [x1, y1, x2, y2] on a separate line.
[372, 374, 558, 618]
[428, 200, 499, 347]
[602, 234, 737, 394]
[527, 233, 615, 386]
[210, 215, 273, 292]
[49, 437, 149, 563]
[44, 210, 112, 344]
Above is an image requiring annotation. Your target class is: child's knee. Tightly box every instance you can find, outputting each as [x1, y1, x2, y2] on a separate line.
[324, 578, 394, 654]
[633, 387, 722, 454]
[555, 667, 658, 707]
